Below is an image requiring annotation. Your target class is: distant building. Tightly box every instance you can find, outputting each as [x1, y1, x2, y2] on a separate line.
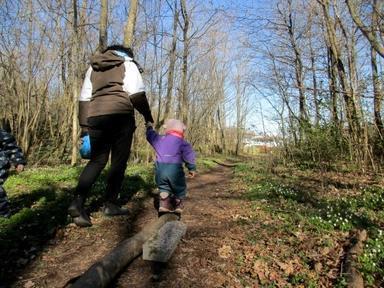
[243, 130, 276, 148]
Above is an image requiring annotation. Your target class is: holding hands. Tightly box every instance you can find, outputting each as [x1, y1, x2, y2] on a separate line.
[145, 122, 154, 129]
[188, 171, 196, 178]
[16, 164, 24, 173]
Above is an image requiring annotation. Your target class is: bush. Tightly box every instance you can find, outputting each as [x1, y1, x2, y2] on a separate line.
[285, 124, 349, 170]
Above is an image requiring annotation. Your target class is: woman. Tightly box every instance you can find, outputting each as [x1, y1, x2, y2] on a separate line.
[68, 45, 153, 227]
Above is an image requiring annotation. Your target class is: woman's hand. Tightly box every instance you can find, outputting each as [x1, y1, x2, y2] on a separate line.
[16, 164, 25, 173]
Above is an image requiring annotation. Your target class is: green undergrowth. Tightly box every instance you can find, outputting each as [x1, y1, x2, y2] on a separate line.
[233, 162, 384, 287]
[0, 163, 155, 284]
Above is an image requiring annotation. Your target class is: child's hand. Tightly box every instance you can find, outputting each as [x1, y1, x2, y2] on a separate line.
[16, 164, 24, 173]
[145, 122, 154, 129]
[188, 171, 196, 178]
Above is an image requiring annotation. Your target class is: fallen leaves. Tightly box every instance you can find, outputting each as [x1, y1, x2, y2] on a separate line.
[23, 280, 35, 288]
[275, 260, 295, 275]
[252, 259, 268, 283]
[218, 245, 232, 259]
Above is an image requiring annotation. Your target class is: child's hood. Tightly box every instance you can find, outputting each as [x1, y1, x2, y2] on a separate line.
[164, 119, 186, 133]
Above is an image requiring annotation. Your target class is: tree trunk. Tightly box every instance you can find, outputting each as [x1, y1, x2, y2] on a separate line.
[327, 46, 339, 126]
[179, 0, 190, 125]
[319, 0, 361, 151]
[370, 0, 384, 138]
[71, 0, 80, 166]
[286, 0, 307, 126]
[217, 107, 226, 153]
[124, 0, 139, 48]
[99, 0, 108, 51]
[277, 0, 308, 138]
[158, 2, 179, 128]
[345, 0, 384, 58]
[310, 37, 320, 126]
[235, 82, 241, 156]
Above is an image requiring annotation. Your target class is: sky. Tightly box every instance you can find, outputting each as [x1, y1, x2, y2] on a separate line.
[212, 0, 280, 135]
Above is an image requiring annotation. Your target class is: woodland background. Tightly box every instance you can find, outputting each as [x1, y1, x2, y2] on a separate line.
[1, 1, 384, 287]
[0, 0, 383, 171]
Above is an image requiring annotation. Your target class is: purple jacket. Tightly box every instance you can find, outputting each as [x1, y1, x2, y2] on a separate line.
[146, 127, 196, 171]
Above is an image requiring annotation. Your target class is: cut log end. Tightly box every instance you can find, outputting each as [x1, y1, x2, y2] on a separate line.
[143, 221, 187, 262]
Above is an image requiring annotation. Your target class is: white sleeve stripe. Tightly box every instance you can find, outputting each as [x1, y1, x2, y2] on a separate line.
[123, 61, 145, 95]
[79, 66, 93, 101]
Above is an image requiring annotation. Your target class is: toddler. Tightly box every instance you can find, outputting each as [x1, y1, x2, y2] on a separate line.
[146, 119, 196, 213]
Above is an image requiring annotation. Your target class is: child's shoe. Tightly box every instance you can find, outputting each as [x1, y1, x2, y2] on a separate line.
[174, 198, 184, 213]
[159, 192, 173, 212]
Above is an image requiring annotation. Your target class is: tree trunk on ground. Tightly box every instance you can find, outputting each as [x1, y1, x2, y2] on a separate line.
[70, 213, 179, 288]
[142, 221, 187, 262]
[344, 229, 367, 288]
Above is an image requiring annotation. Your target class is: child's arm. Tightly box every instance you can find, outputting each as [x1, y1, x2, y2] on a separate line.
[0, 130, 27, 168]
[145, 125, 159, 146]
[181, 141, 196, 176]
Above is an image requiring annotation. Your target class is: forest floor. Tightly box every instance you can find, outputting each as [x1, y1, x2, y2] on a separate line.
[13, 165, 242, 288]
[4, 158, 384, 287]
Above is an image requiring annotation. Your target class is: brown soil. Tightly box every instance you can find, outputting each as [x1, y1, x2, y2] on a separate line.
[14, 165, 242, 288]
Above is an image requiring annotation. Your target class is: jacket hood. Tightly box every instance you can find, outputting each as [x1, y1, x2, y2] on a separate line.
[164, 119, 186, 133]
[90, 50, 125, 71]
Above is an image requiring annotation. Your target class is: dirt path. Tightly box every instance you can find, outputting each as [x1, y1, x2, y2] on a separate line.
[14, 165, 245, 288]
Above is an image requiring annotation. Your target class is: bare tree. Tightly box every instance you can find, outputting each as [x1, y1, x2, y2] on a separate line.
[370, 0, 384, 138]
[318, 0, 361, 148]
[71, 0, 80, 165]
[345, 0, 384, 58]
[277, 0, 308, 130]
[158, 1, 179, 128]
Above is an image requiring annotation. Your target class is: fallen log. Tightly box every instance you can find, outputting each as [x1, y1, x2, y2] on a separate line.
[212, 160, 241, 167]
[344, 229, 367, 288]
[70, 213, 179, 288]
[143, 220, 187, 262]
